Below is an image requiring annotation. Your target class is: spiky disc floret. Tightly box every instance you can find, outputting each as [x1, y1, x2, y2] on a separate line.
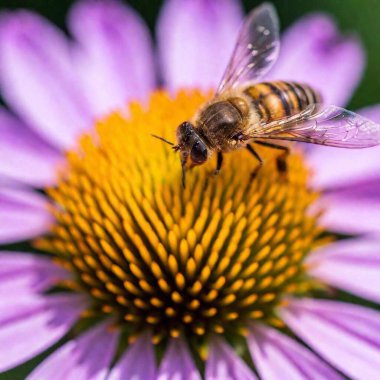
[37, 90, 323, 344]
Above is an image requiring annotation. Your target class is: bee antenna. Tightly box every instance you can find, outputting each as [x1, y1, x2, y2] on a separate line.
[151, 134, 175, 146]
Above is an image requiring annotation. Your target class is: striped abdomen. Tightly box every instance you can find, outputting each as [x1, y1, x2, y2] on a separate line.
[244, 81, 320, 123]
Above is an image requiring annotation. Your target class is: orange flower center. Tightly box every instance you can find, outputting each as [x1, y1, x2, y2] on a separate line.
[37, 90, 325, 346]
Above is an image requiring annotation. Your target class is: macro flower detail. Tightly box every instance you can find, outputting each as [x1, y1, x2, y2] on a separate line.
[1, 0, 380, 379]
[37, 90, 322, 344]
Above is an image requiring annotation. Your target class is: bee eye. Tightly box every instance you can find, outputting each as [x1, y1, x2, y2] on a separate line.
[190, 141, 208, 164]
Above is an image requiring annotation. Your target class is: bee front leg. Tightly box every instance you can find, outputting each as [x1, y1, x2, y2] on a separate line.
[246, 144, 263, 180]
[254, 141, 289, 176]
[213, 152, 223, 176]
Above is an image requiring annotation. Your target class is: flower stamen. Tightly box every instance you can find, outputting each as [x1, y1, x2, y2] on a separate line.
[37, 90, 323, 345]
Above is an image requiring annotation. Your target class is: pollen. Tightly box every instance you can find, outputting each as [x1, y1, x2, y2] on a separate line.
[38, 90, 323, 344]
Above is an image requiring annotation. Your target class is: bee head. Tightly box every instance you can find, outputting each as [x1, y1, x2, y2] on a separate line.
[151, 121, 209, 188]
[175, 121, 209, 188]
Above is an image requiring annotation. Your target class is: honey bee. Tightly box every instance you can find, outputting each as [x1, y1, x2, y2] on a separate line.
[153, 3, 380, 188]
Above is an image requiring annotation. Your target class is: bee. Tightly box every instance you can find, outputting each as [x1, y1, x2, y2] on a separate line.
[153, 3, 380, 188]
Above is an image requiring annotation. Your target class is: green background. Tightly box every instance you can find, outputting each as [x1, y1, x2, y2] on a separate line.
[0, 0, 379, 378]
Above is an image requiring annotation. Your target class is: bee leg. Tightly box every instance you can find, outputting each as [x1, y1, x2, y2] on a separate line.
[246, 144, 263, 181]
[180, 157, 187, 189]
[213, 152, 223, 176]
[276, 155, 288, 175]
[254, 141, 289, 177]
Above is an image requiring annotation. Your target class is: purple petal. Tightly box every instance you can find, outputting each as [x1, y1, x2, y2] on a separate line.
[205, 337, 257, 380]
[267, 14, 365, 107]
[68, 0, 155, 116]
[0, 188, 51, 244]
[330, 178, 380, 201]
[357, 104, 380, 123]
[0, 293, 86, 372]
[157, 338, 201, 380]
[108, 331, 156, 380]
[319, 194, 380, 235]
[248, 324, 343, 380]
[307, 239, 380, 303]
[157, 0, 243, 92]
[28, 321, 118, 380]
[0, 11, 93, 149]
[0, 177, 16, 187]
[0, 252, 69, 297]
[281, 298, 380, 380]
[306, 144, 380, 191]
[306, 104, 380, 190]
[0, 108, 61, 187]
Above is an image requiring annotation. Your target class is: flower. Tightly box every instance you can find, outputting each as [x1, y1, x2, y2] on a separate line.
[1, 0, 380, 379]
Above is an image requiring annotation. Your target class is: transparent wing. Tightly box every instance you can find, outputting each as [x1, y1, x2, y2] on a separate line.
[254, 104, 380, 148]
[216, 3, 280, 95]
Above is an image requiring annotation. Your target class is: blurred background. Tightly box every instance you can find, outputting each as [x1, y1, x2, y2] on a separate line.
[1, 0, 380, 111]
[0, 0, 379, 378]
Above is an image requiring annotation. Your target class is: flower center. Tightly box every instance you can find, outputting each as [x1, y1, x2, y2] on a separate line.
[38, 90, 323, 344]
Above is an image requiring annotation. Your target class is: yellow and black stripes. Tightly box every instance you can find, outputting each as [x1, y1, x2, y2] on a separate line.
[244, 81, 320, 123]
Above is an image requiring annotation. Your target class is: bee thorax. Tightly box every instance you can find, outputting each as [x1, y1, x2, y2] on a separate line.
[228, 97, 250, 116]
[197, 100, 247, 151]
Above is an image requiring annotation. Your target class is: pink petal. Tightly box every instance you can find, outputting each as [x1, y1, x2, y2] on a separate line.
[328, 178, 380, 201]
[281, 298, 380, 380]
[319, 194, 380, 235]
[205, 337, 258, 380]
[0, 11, 93, 149]
[0, 108, 61, 187]
[307, 239, 380, 303]
[0, 293, 86, 372]
[248, 324, 342, 380]
[267, 14, 365, 107]
[68, 0, 155, 117]
[108, 331, 156, 380]
[357, 104, 380, 123]
[157, 338, 201, 380]
[157, 0, 243, 92]
[306, 104, 380, 190]
[0, 177, 16, 187]
[0, 252, 69, 297]
[306, 144, 380, 191]
[27, 321, 118, 380]
[0, 188, 52, 244]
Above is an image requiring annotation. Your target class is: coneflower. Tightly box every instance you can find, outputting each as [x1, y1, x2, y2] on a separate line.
[1, 1, 380, 379]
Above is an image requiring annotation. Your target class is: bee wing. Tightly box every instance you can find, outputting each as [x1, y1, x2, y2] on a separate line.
[255, 104, 380, 148]
[216, 3, 280, 95]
